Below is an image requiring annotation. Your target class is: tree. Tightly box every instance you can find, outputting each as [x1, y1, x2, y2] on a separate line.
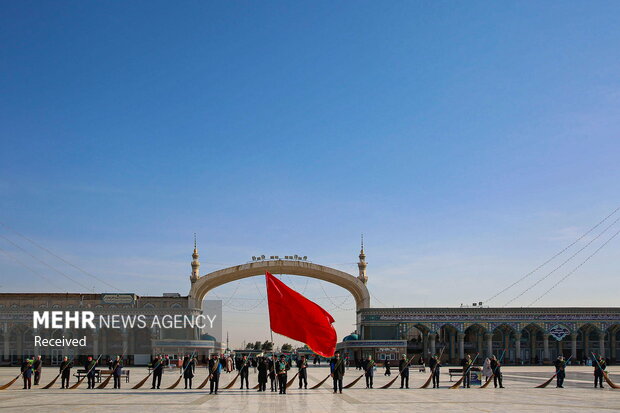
[253, 341, 262, 350]
[281, 343, 293, 353]
[245, 342, 254, 349]
[261, 341, 274, 351]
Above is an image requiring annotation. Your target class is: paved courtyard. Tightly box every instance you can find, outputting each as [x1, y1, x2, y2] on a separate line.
[0, 365, 618, 412]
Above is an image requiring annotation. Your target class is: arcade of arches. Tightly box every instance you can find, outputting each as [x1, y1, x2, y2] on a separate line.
[358, 307, 620, 364]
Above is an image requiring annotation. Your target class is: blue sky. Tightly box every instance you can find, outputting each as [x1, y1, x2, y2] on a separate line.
[1, 1, 620, 346]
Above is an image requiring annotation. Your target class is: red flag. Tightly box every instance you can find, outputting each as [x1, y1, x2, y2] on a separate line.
[265, 271, 337, 357]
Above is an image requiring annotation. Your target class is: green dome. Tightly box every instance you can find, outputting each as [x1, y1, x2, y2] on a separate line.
[200, 333, 217, 341]
[343, 333, 359, 342]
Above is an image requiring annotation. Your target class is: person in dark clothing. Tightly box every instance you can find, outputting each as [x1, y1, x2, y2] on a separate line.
[33, 356, 42, 385]
[112, 356, 123, 389]
[297, 355, 308, 389]
[209, 354, 221, 394]
[59, 357, 72, 389]
[276, 355, 289, 394]
[21, 359, 33, 389]
[418, 355, 425, 371]
[239, 355, 250, 389]
[429, 354, 441, 388]
[85, 356, 97, 389]
[183, 355, 195, 389]
[331, 352, 345, 394]
[554, 356, 566, 388]
[257, 357, 268, 391]
[594, 355, 607, 388]
[399, 355, 410, 389]
[490, 355, 504, 388]
[460, 354, 473, 388]
[151, 356, 163, 389]
[363, 355, 375, 388]
[384, 359, 391, 376]
[269, 355, 277, 392]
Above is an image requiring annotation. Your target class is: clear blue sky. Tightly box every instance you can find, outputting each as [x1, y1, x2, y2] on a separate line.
[1, 1, 619, 346]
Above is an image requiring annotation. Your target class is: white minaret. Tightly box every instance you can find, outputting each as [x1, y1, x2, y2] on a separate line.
[190, 233, 200, 284]
[357, 234, 368, 284]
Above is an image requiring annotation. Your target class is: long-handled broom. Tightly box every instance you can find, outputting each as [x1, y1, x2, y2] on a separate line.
[346, 358, 377, 389]
[310, 374, 331, 389]
[343, 373, 364, 389]
[450, 353, 480, 389]
[132, 358, 162, 390]
[285, 372, 299, 389]
[222, 370, 241, 389]
[167, 352, 197, 390]
[70, 355, 102, 389]
[98, 353, 127, 389]
[311, 356, 346, 389]
[42, 359, 74, 389]
[535, 355, 572, 388]
[420, 347, 446, 389]
[592, 352, 619, 389]
[381, 353, 417, 389]
[197, 360, 220, 390]
[0, 372, 23, 390]
[480, 349, 506, 389]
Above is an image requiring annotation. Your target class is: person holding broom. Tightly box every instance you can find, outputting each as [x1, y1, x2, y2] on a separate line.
[59, 357, 72, 389]
[21, 358, 33, 389]
[594, 355, 607, 388]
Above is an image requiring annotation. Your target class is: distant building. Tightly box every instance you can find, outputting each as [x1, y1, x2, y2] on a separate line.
[0, 291, 223, 365]
[0, 243, 224, 366]
[339, 306, 620, 365]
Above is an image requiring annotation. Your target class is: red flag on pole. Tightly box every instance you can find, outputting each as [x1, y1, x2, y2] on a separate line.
[265, 271, 337, 357]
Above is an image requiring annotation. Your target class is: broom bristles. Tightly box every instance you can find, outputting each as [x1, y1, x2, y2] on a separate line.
[69, 376, 86, 389]
[166, 375, 183, 390]
[343, 373, 364, 389]
[310, 374, 331, 389]
[479, 375, 494, 389]
[223, 371, 240, 389]
[419, 373, 433, 389]
[42, 374, 61, 389]
[379, 374, 400, 389]
[97, 374, 113, 389]
[604, 372, 620, 389]
[132, 372, 152, 389]
[449, 376, 464, 389]
[198, 362, 222, 390]
[535, 374, 556, 388]
[0, 374, 21, 390]
[286, 372, 299, 389]
[196, 374, 211, 390]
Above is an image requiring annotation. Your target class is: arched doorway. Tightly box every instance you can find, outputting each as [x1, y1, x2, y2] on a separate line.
[521, 323, 545, 364]
[492, 324, 517, 363]
[464, 324, 487, 358]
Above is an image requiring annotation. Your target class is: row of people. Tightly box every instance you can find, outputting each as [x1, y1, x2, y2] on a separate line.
[17, 352, 610, 390]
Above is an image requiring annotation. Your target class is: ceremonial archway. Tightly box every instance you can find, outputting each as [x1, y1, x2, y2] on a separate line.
[189, 259, 370, 318]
